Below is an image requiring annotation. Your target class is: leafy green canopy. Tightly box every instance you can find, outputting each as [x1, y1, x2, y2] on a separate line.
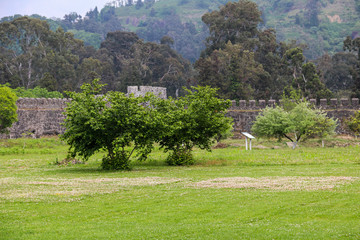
[0, 84, 18, 134]
[156, 86, 233, 165]
[13, 86, 63, 98]
[0, 17, 84, 92]
[61, 79, 163, 170]
[251, 101, 337, 148]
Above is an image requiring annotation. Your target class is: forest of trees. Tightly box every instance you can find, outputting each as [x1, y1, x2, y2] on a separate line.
[0, 17, 193, 97]
[0, 0, 360, 100]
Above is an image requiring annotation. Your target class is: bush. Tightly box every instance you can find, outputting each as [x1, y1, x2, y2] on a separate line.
[101, 151, 131, 170]
[165, 150, 194, 166]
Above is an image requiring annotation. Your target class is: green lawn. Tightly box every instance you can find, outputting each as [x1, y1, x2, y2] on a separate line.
[1, 137, 360, 239]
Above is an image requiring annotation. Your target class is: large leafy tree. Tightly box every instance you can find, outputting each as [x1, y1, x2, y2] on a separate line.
[61, 79, 163, 170]
[100, 31, 193, 97]
[202, 0, 262, 56]
[0, 84, 18, 134]
[195, 42, 268, 100]
[283, 47, 332, 100]
[0, 17, 86, 92]
[0, 17, 51, 88]
[316, 52, 357, 93]
[196, 0, 297, 100]
[156, 86, 233, 165]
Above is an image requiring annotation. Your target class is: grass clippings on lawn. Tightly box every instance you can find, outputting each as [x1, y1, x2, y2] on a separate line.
[191, 176, 359, 191]
[0, 177, 181, 202]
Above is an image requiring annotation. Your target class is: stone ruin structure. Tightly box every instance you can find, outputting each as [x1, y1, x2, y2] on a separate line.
[3, 97, 71, 139]
[127, 86, 167, 99]
[1, 86, 360, 139]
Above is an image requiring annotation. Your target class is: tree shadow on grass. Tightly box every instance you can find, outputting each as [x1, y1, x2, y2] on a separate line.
[52, 159, 168, 175]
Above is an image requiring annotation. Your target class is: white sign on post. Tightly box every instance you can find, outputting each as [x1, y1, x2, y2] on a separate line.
[241, 132, 255, 150]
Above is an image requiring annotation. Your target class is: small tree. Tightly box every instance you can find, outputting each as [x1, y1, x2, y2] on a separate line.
[0, 84, 18, 134]
[304, 110, 337, 147]
[347, 111, 360, 138]
[252, 101, 337, 149]
[250, 106, 290, 142]
[61, 79, 161, 170]
[156, 86, 233, 165]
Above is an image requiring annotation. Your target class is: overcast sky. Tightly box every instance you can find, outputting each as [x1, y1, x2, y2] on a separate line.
[0, 0, 111, 19]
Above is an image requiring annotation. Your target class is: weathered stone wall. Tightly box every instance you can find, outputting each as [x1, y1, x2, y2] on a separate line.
[4, 98, 71, 139]
[2, 86, 167, 139]
[2, 94, 359, 138]
[228, 98, 360, 134]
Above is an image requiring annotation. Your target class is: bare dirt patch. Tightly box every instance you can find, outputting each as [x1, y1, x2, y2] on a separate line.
[191, 177, 358, 191]
[229, 143, 268, 149]
[213, 142, 228, 149]
[327, 15, 342, 23]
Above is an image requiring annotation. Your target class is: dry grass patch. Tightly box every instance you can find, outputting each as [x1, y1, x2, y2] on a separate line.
[0, 177, 181, 202]
[191, 177, 358, 191]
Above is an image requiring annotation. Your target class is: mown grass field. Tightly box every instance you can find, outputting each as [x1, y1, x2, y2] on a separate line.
[1, 137, 360, 239]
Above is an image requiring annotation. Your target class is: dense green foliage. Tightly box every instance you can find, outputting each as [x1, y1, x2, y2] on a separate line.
[0, 17, 84, 92]
[156, 86, 233, 165]
[3, 0, 358, 62]
[62, 79, 164, 170]
[195, 1, 279, 100]
[100, 31, 193, 97]
[0, 17, 191, 98]
[284, 47, 333, 100]
[13, 86, 64, 98]
[201, 0, 262, 56]
[251, 101, 337, 148]
[195, 1, 333, 100]
[0, 84, 17, 134]
[106, 0, 360, 61]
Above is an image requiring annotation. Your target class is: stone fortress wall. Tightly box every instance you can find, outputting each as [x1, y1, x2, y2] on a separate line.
[5, 97, 71, 139]
[227, 98, 360, 135]
[2, 86, 360, 138]
[2, 86, 167, 139]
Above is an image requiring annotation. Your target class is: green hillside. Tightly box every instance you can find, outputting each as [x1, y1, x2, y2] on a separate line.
[112, 0, 360, 60]
[2, 0, 358, 61]
[256, 0, 360, 58]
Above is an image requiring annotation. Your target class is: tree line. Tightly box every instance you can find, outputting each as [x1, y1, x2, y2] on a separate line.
[0, 0, 360, 100]
[0, 17, 193, 98]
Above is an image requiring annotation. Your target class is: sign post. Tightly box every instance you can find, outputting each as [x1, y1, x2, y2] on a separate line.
[241, 132, 255, 150]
